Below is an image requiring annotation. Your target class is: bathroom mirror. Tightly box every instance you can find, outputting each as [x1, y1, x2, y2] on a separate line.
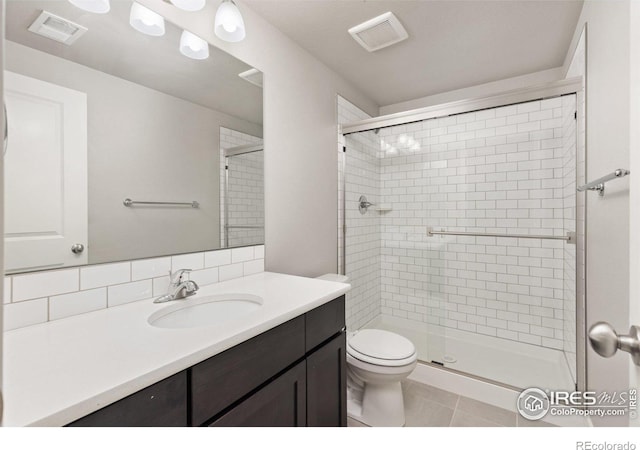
[3, 0, 263, 273]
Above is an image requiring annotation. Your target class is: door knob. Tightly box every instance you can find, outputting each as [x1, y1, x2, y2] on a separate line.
[588, 322, 640, 366]
[71, 243, 85, 254]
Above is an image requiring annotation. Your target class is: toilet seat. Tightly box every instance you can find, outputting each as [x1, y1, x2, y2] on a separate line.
[347, 329, 417, 367]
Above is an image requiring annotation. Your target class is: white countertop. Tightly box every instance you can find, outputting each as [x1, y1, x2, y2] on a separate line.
[1, 272, 350, 427]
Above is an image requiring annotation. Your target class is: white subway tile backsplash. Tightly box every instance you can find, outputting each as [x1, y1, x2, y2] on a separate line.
[3, 298, 48, 331]
[231, 246, 254, 263]
[131, 257, 171, 281]
[13, 268, 79, 302]
[81, 262, 130, 290]
[3, 277, 11, 304]
[171, 253, 204, 271]
[5, 245, 264, 330]
[50, 288, 107, 321]
[189, 267, 219, 286]
[204, 249, 231, 268]
[152, 276, 170, 297]
[244, 259, 265, 276]
[219, 263, 244, 282]
[108, 280, 153, 307]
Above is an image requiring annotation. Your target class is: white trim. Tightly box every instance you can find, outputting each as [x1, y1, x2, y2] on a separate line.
[341, 77, 584, 135]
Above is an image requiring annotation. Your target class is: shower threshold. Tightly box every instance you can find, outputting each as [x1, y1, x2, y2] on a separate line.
[363, 314, 575, 393]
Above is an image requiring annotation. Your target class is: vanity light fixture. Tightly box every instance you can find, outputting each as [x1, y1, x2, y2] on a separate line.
[214, 0, 245, 42]
[179, 30, 209, 60]
[130, 2, 166, 37]
[170, 0, 206, 12]
[68, 0, 110, 14]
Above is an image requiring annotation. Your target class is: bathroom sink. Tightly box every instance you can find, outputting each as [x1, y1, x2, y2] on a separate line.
[148, 293, 263, 329]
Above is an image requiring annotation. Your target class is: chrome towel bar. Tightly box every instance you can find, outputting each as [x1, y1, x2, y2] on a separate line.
[123, 198, 199, 208]
[225, 225, 264, 229]
[427, 227, 575, 244]
[577, 168, 630, 196]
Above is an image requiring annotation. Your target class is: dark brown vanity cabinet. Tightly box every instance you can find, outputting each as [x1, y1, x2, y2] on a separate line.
[68, 295, 346, 427]
[69, 371, 188, 427]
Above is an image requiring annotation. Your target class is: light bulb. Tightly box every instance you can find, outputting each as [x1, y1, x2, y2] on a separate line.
[180, 30, 209, 60]
[170, 0, 206, 12]
[214, 0, 245, 43]
[130, 2, 165, 37]
[223, 22, 236, 33]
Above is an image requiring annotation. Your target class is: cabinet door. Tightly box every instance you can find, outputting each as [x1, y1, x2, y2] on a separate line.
[68, 371, 187, 427]
[210, 361, 307, 427]
[306, 332, 347, 427]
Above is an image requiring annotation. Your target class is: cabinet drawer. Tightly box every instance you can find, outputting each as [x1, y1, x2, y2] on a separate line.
[190, 316, 305, 426]
[210, 361, 306, 427]
[305, 295, 345, 352]
[68, 371, 187, 427]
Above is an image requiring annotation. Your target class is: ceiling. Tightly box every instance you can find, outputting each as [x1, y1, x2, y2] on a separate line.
[6, 0, 263, 125]
[245, 0, 583, 107]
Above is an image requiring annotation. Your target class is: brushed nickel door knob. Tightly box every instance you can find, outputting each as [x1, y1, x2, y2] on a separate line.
[588, 322, 640, 366]
[71, 243, 85, 254]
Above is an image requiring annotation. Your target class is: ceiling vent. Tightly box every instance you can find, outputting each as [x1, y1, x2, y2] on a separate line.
[348, 12, 408, 52]
[238, 68, 263, 88]
[28, 11, 88, 45]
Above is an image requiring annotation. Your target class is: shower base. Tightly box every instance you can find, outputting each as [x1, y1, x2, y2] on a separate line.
[363, 314, 575, 392]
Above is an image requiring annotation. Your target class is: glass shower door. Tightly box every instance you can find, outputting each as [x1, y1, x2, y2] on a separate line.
[223, 149, 264, 248]
[343, 129, 446, 365]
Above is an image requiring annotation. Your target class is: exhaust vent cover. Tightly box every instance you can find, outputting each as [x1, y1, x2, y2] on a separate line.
[348, 12, 408, 52]
[28, 10, 88, 45]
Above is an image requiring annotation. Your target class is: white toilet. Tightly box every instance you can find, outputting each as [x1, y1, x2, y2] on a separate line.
[314, 274, 417, 426]
[346, 329, 417, 427]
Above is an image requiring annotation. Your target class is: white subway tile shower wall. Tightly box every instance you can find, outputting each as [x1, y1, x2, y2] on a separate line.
[337, 96, 380, 330]
[219, 127, 263, 248]
[344, 97, 577, 352]
[3, 245, 265, 331]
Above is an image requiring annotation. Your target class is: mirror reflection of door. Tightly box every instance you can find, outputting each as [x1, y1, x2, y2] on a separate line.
[4, 70, 88, 272]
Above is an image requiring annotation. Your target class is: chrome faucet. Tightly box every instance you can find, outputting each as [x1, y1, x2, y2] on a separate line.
[153, 269, 199, 303]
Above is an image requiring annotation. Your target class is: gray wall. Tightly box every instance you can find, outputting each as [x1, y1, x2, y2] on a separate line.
[5, 41, 262, 264]
[137, 0, 378, 278]
[562, 0, 630, 426]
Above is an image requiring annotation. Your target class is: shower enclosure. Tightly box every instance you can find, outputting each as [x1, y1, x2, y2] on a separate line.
[221, 143, 264, 248]
[340, 80, 585, 393]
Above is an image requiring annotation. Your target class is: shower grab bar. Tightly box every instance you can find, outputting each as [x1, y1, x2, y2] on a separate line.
[427, 227, 575, 244]
[577, 168, 630, 197]
[123, 198, 199, 208]
[224, 225, 264, 229]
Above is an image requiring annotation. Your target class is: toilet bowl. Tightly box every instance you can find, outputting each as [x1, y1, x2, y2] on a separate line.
[346, 329, 417, 427]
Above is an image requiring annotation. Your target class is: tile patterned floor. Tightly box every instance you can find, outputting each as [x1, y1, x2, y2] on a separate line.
[347, 379, 556, 427]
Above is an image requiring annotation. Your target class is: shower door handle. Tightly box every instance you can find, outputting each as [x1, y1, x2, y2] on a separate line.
[588, 322, 640, 366]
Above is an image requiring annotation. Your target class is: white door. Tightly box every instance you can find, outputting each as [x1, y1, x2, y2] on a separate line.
[4, 71, 87, 272]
